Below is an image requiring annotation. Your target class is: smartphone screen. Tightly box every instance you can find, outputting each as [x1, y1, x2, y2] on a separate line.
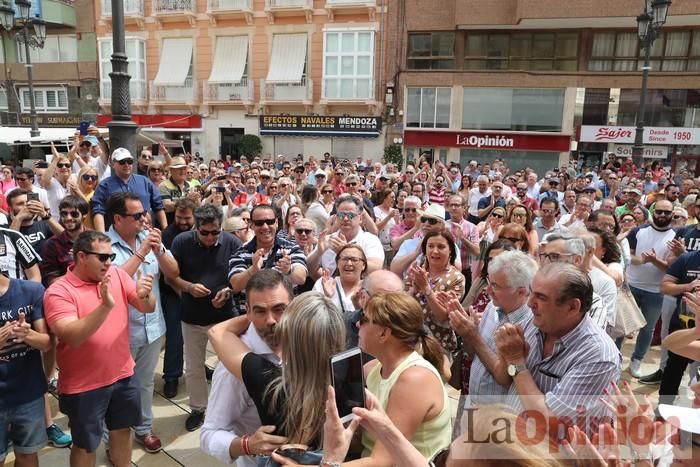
[27, 192, 39, 203]
[330, 348, 365, 423]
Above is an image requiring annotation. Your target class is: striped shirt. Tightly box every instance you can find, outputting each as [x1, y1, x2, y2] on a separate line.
[0, 227, 41, 280]
[469, 301, 533, 404]
[228, 236, 307, 281]
[507, 315, 621, 431]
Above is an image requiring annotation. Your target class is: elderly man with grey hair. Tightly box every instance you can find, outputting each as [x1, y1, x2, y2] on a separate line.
[538, 232, 614, 330]
[448, 250, 538, 406]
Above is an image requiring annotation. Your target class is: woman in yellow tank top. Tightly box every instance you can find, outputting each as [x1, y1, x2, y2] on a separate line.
[345, 291, 452, 466]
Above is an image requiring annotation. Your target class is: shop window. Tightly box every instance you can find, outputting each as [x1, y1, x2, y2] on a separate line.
[589, 30, 698, 72]
[331, 138, 363, 158]
[19, 87, 68, 113]
[461, 88, 564, 132]
[460, 149, 557, 175]
[407, 32, 455, 70]
[406, 87, 451, 128]
[464, 32, 577, 71]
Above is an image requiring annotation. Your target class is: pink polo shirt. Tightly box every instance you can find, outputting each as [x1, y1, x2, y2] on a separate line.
[44, 266, 137, 394]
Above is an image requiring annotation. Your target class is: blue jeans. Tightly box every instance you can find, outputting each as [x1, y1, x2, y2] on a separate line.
[0, 396, 46, 461]
[162, 291, 183, 381]
[630, 285, 665, 362]
[131, 336, 164, 436]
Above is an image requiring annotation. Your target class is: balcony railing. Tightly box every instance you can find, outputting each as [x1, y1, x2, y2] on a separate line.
[266, 0, 312, 6]
[207, 0, 252, 11]
[326, 0, 376, 4]
[100, 81, 148, 102]
[153, 0, 195, 14]
[102, 0, 144, 17]
[260, 77, 312, 102]
[203, 78, 253, 102]
[150, 78, 197, 103]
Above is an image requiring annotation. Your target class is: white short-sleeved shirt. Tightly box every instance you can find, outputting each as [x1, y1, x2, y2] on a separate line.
[320, 230, 384, 272]
[468, 187, 490, 216]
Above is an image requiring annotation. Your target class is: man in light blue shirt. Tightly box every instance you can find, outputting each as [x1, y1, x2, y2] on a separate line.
[105, 192, 179, 453]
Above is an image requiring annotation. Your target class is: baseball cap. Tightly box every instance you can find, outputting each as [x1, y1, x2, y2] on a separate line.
[111, 147, 132, 162]
[260, 170, 271, 177]
[549, 177, 561, 184]
[314, 169, 327, 178]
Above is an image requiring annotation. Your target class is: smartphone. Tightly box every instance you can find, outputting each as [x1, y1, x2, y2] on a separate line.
[330, 347, 365, 423]
[27, 192, 39, 203]
[78, 121, 90, 136]
[214, 186, 226, 193]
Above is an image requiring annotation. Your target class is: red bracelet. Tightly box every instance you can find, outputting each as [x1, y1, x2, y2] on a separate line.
[241, 434, 251, 456]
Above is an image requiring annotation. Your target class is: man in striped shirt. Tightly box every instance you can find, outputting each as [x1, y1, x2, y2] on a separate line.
[496, 263, 621, 434]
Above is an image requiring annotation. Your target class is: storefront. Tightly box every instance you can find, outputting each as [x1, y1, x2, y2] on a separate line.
[96, 114, 203, 155]
[403, 129, 572, 175]
[258, 115, 384, 160]
[578, 125, 700, 174]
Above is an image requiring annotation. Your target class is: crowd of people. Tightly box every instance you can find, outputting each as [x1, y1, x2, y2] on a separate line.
[1, 126, 699, 467]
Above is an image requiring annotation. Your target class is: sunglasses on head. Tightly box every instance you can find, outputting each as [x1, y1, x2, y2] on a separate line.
[82, 174, 98, 181]
[57, 163, 72, 169]
[82, 251, 116, 263]
[252, 218, 276, 227]
[421, 217, 440, 225]
[116, 159, 134, 165]
[198, 228, 221, 237]
[60, 210, 81, 219]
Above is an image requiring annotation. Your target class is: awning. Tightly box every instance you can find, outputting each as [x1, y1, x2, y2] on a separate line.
[153, 38, 193, 86]
[266, 33, 307, 83]
[0, 127, 78, 145]
[209, 36, 248, 83]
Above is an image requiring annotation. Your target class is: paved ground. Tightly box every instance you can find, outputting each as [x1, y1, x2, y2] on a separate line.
[4, 338, 693, 466]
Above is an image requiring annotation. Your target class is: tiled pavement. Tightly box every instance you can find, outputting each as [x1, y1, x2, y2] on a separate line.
[4, 338, 694, 466]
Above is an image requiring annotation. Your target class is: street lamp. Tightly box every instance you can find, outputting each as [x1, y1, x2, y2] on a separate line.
[0, 0, 45, 138]
[632, 0, 672, 161]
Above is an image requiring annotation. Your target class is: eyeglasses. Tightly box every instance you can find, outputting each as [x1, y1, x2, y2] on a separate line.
[346, 182, 357, 187]
[252, 218, 276, 227]
[621, 217, 636, 223]
[491, 213, 504, 219]
[57, 163, 72, 169]
[14, 176, 30, 182]
[512, 212, 527, 218]
[269, 185, 278, 189]
[280, 183, 289, 188]
[141, 155, 152, 160]
[82, 251, 116, 263]
[116, 159, 134, 165]
[296, 228, 313, 235]
[502, 236, 523, 244]
[538, 252, 574, 262]
[339, 256, 363, 265]
[540, 208, 555, 214]
[261, 176, 270, 179]
[421, 217, 440, 225]
[655, 210, 673, 215]
[198, 228, 221, 237]
[404, 207, 418, 213]
[358, 310, 370, 325]
[81, 174, 98, 181]
[120, 211, 146, 221]
[673, 215, 687, 220]
[150, 168, 163, 173]
[337, 211, 358, 221]
[322, 190, 334, 194]
[60, 210, 81, 219]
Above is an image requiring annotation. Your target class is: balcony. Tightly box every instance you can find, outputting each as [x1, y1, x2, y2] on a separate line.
[206, 0, 253, 24]
[260, 78, 313, 106]
[202, 78, 254, 105]
[264, 0, 313, 23]
[325, 0, 376, 21]
[100, 81, 148, 104]
[101, 0, 145, 27]
[41, 0, 77, 27]
[150, 78, 198, 108]
[152, 0, 197, 26]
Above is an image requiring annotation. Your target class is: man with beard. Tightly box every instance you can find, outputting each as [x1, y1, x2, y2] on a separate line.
[160, 198, 197, 398]
[40, 196, 88, 286]
[201, 270, 292, 465]
[626, 200, 676, 378]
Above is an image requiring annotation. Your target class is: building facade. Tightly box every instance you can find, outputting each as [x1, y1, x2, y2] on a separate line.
[383, 0, 700, 175]
[0, 0, 100, 158]
[95, 0, 385, 160]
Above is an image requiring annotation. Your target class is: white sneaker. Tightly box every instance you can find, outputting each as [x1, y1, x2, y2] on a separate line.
[628, 359, 642, 378]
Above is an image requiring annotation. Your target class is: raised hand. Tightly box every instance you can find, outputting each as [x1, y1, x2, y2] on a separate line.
[0, 321, 16, 347]
[250, 248, 265, 274]
[136, 270, 154, 299]
[321, 269, 336, 298]
[495, 323, 528, 364]
[11, 312, 31, 344]
[448, 302, 479, 339]
[275, 250, 292, 275]
[99, 273, 115, 309]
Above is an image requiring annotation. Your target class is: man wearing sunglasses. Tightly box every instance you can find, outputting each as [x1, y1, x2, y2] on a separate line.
[104, 192, 179, 453]
[5, 167, 50, 209]
[159, 156, 191, 225]
[91, 147, 167, 233]
[40, 196, 88, 287]
[229, 204, 307, 293]
[169, 204, 242, 432]
[389, 195, 422, 252]
[43, 230, 157, 467]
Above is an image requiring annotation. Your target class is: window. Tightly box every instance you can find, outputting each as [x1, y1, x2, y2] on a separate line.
[18, 35, 77, 63]
[0, 87, 7, 110]
[464, 32, 578, 71]
[461, 88, 564, 132]
[19, 87, 69, 113]
[99, 38, 147, 100]
[406, 87, 451, 128]
[407, 32, 455, 70]
[323, 31, 374, 99]
[589, 30, 699, 72]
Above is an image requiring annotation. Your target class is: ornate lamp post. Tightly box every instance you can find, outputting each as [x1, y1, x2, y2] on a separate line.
[0, 0, 47, 138]
[107, 0, 138, 156]
[632, 0, 672, 161]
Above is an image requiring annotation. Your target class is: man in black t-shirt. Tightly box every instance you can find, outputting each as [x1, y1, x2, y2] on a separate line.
[4, 189, 63, 256]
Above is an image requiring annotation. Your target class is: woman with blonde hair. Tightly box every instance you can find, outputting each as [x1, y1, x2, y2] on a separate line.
[505, 203, 538, 255]
[68, 165, 99, 228]
[209, 292, 346, 448]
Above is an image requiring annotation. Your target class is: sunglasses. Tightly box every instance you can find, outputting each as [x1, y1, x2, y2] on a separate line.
[673, 215, 687, 220]
[404, 207, 417, 213]
[120, 211, 146, 220]
[420, 217, 440, 225]
[82, 174, 98, 181]
[358, 309, 370, 325]
[280, 183, 289, 188]
[150, 168, 163, 173]
[57, 163, 72, 169]
[296, 228, 313, 235]
[261, 175, 270, 179]
[82, 251, 116, 263]
[269, 185, 278, 189]
[502, 236, 522, 244]
[15, 176, 30, 182]
[141, 155, 152, 160]
[337, 211, 358, 221]
[322, 190, 334, 194]
[60, 210, 81, 219]
[198, 228, 221, 237]
[346, 182, 357, 187]
[491, 213, 504, 219]
[655, 210, 673, 215]
[116, 159, 134, 165]
[252, 218, 276, 227]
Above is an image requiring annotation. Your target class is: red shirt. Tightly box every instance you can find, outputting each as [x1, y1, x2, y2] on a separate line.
[233, 192, 270, 207]
[44, 266, 138, 394]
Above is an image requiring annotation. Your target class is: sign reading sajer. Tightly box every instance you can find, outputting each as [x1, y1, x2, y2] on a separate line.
[259, 115, 381, 137]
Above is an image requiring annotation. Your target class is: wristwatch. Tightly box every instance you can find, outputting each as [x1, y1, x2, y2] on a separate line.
[42, 211, 51, 220]
[507, 363, 527, 377]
